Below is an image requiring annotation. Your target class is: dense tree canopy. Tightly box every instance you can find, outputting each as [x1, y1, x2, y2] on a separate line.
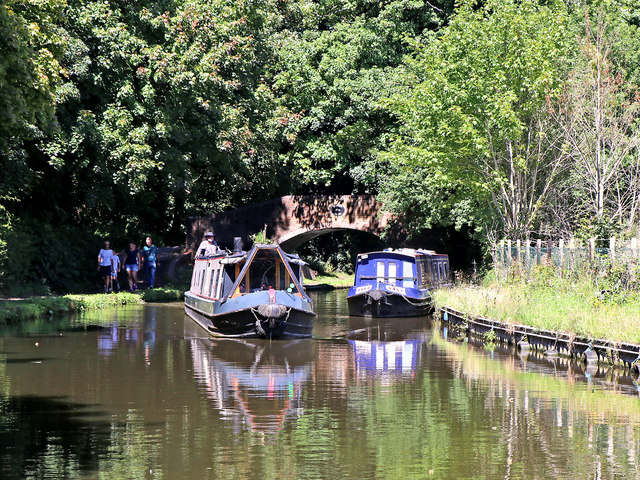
[2, 0, 640, 291]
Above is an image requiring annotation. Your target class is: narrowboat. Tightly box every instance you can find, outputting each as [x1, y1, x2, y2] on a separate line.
[184, 244, 316, 338]
[346, 248, 450, 317]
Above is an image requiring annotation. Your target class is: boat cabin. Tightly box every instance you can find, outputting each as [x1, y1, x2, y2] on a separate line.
[189, 244, 307, 301]
[354, 249, 450, 290]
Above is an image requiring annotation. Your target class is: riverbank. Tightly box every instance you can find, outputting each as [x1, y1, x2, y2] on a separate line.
[432, 277, 640, 344]
[0, 287, 185, 324]
[305, 272, 353, 290]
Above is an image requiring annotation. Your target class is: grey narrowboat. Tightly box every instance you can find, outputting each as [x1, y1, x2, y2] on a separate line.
[184, 244, 316, 338]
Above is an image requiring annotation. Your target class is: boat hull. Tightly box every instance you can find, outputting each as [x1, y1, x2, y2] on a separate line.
[346, 287, 433, 318]
[185, 290, 315, 338]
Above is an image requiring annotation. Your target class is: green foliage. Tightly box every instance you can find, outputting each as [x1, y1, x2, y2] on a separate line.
[377, 0, 572, 236]
[0, 220, 98, 294]
[294, 231, 383, 274]
[139, 287, 184, 302]
[249, 225, 273, 245]
[0, 0, 66, 151]
[272, 0, 454, 192]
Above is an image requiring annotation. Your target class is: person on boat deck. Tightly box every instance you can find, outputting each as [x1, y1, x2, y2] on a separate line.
[98, 240, 114, 293]
[196, 231, 218, 258]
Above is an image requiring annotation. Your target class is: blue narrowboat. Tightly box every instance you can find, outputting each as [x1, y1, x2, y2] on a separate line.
[184, 244, 316, 338]
[346, 248, 450, 318]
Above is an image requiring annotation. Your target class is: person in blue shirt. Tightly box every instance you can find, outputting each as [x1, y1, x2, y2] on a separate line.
[142, 236, 159, 289]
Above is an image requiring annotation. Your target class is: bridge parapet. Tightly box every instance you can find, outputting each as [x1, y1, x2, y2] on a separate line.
[186, 195, 395, 251]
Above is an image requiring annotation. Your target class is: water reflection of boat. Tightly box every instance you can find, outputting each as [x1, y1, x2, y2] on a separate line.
[347, 249, 450, 318]
[344, 316, 427, 380]
[189, 338, 312, 433]
[184, 244, 316, 339]
[349, 339, 424, 379]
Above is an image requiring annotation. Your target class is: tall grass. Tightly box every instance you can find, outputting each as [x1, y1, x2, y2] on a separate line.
[433, 263, 640, 343]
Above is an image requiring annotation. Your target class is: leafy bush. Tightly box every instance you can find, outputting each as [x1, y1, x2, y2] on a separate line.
[1, 219, 99, 295]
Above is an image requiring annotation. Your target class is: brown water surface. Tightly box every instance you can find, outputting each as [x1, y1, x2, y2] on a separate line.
[0, 291, 639, 479]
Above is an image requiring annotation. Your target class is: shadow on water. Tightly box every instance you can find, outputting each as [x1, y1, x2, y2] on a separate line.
[3, 358, 54, 364]
[0, 395, 112, 480]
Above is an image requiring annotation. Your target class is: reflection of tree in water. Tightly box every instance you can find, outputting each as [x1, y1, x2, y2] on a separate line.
[0, 395, 112, 480]
[427, 332, 640, 479]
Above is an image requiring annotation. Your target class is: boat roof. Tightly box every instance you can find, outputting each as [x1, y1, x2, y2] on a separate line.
[356, 248, 447, 259]
[199, 244, 308, 266]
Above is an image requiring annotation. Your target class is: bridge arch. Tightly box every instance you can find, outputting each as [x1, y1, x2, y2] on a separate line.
[186, 195, 395, 251]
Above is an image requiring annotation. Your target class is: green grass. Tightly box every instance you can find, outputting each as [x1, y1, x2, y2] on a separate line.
[0, 287, 185, 324]
[433, 269, 640, 344]
[305, 272, 354, 288]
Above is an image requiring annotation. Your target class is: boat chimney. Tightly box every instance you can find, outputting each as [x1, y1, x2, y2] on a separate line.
[233, 237, 243, 253]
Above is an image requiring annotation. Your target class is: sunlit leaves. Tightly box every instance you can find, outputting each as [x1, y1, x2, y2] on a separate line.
[379, 0, 572, 236]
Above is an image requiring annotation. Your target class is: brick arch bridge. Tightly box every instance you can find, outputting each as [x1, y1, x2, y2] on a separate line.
[186, 195, 397, 251]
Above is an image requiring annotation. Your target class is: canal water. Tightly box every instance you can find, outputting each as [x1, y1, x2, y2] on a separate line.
[1, 291, 640, 479]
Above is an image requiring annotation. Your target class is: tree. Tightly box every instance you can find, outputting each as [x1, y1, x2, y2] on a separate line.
[378, 0, 572, 239]
[271, 0, 454, 194]
[550, 11, 640, 232]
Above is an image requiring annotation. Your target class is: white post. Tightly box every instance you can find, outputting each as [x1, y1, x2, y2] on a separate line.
[610, 237, 616, 266]
[569, 238, 575, 274]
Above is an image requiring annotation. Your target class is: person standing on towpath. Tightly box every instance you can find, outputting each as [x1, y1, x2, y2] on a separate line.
[98, 240, 114, 293]
[124, 242, 141, 291]
[142, 236, 159, 289]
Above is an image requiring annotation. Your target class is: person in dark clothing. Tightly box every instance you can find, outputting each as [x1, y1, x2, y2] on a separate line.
[142, 236, 159, 289]
[124, 242, 142, 291]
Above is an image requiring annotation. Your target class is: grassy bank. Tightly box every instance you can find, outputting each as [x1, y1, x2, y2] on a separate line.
[305, 272, 354, 289]
[0, 287, 185, 324]
[432, 266, 640, 344]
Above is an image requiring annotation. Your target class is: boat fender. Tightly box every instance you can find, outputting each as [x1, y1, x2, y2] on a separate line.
[257, 303, 288, 319]
[368, 290, 386, 301]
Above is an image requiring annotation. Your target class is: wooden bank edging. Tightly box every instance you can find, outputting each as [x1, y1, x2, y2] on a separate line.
[438, 306, 640, 372]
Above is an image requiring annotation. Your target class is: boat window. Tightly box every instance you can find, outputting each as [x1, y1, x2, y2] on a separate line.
[199, 268, 206, 294]
[278, 264, 300, 294]
[388, 262, 397, 285]
[220, 269, 235, 297]
[376, 261, 385, 283]
[208, 269, 218, 297]
[236, 249, 299, 294]
[403, 261, 414, 288]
